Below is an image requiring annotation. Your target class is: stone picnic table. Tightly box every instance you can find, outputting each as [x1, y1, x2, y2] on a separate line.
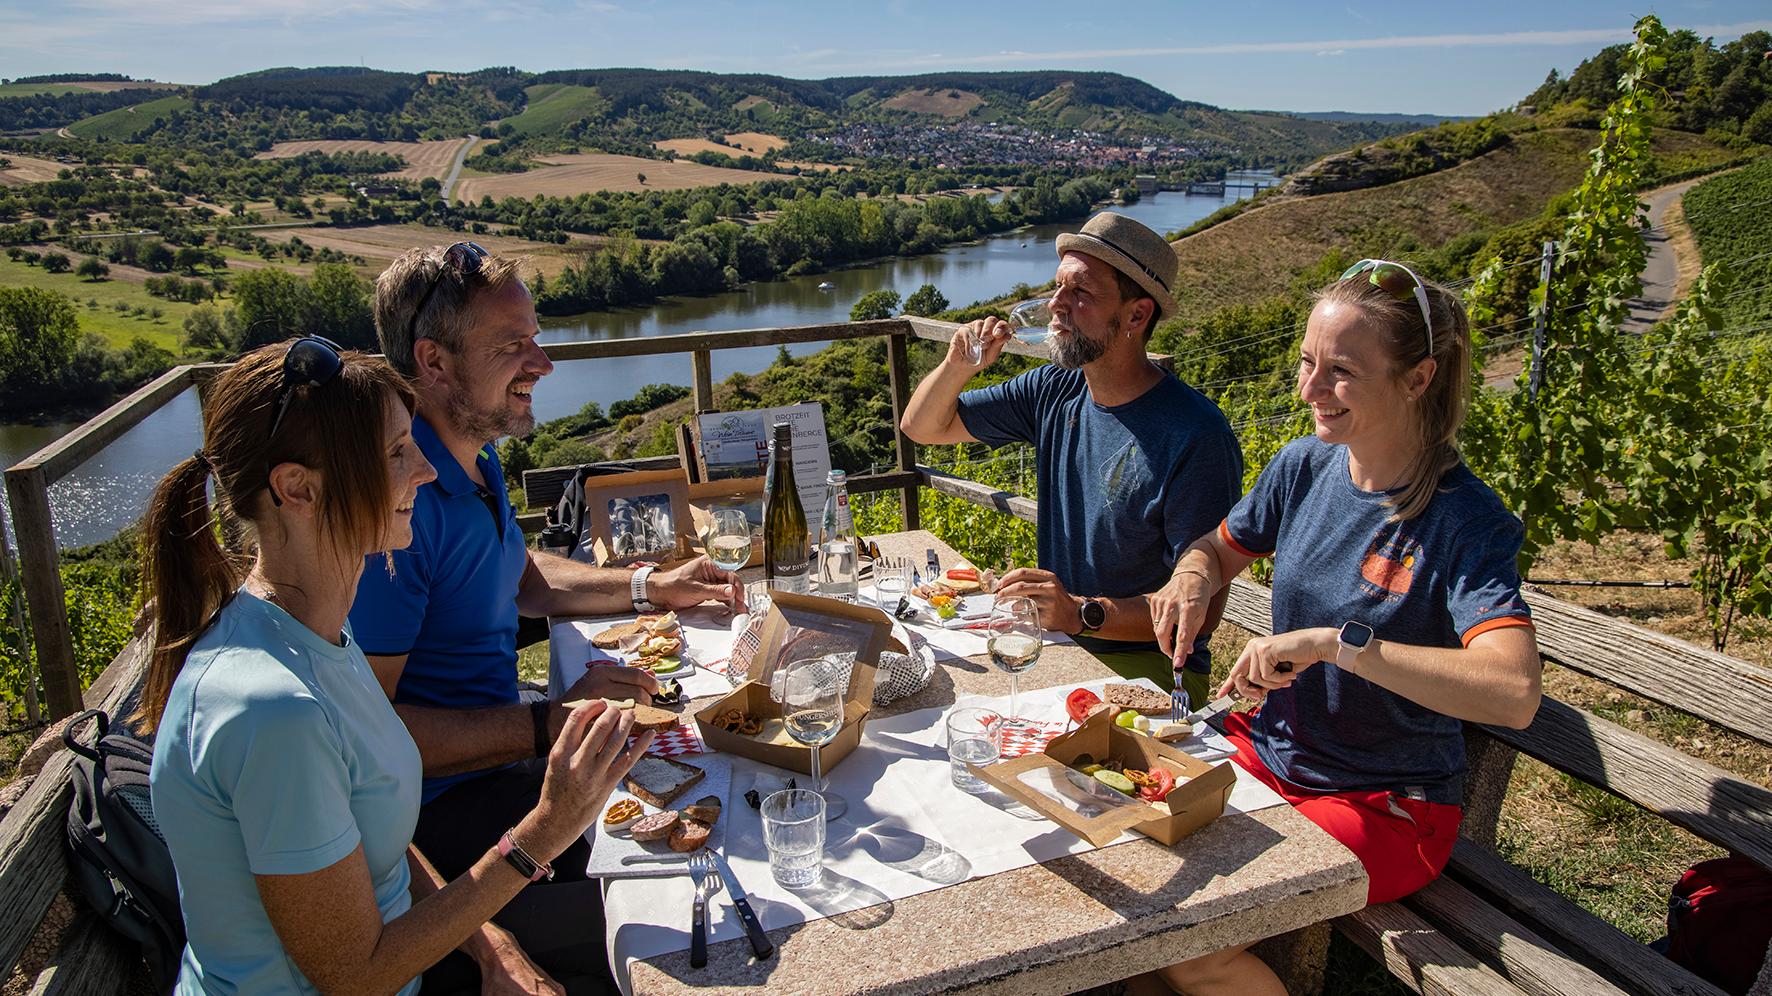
[554, 530, 1367, 994]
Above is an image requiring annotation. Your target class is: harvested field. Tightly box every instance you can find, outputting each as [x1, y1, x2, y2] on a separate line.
[881, 88, 984, 117]
[453, 152, 782, 202]
[254, 138, 471, 183]
[778, 160, 851, 173]
[722, 132, 786, 154]
[0, 154, 71, 186]
[654, 138, 745, 157]
[255, 223, 607, 279]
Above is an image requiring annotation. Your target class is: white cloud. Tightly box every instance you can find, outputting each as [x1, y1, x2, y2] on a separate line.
[1316, 49, 1345, 57]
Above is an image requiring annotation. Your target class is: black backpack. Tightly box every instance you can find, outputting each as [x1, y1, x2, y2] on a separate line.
[63, 708, 185, 992]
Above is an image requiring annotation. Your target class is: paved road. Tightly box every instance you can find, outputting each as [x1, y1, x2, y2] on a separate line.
[440, 135, 475, 205]
[1624, 176, 1706, 332]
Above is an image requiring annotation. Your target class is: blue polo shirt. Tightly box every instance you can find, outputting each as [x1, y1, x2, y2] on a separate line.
[350, 415, 529, 803]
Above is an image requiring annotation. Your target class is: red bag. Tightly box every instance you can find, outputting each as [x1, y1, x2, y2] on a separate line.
[1665, 856, 1772, 995]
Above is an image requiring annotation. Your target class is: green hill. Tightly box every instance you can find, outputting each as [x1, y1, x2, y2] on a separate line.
[66, 95, 191, 140]
[500, 83, 611, 136]
[1684, 156, 1772, 327]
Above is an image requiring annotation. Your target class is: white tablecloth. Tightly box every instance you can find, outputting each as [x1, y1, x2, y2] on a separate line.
[598, 676, 1286, 993]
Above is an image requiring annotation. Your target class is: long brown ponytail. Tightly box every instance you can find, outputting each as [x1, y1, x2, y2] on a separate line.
[1313, 271, 1472, 521]
[134, 343, 414, 731]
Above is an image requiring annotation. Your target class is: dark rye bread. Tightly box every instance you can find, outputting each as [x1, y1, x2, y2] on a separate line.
[623, 756, 705, 809]
[1104, 683, 1172, 715]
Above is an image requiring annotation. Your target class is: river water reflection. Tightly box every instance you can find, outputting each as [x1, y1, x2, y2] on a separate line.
[2, 175, 1269, 547]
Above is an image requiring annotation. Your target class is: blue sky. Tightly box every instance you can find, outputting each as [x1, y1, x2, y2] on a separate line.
[3, 1, 1769, 116]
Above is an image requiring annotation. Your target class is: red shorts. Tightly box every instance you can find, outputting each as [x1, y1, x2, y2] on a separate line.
[1223, 711, 1462, 905]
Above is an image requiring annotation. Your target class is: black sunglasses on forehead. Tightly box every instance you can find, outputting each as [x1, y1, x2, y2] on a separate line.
[406, 241, 489, 344]
[266, 335, 344, 506]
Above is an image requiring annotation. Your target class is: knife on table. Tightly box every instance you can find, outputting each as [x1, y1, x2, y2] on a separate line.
[710, 850, 775, 960]
[1183, 695, 1237, 725]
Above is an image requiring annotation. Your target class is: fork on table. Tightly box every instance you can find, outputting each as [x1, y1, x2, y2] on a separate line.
[689, 850, 713, 968]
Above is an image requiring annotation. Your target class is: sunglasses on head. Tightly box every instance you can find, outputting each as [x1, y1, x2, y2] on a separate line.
[266, 335, 343, 506]
[406, 241, 489, 345]
[1340, 258, 1434, 357]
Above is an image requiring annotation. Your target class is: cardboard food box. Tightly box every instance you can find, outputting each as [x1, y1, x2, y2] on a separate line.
[972, 710, 1236, 846]
[580, 469, 693, 567]
[693, 591, 896, 776]
[684, 478, 765, 569]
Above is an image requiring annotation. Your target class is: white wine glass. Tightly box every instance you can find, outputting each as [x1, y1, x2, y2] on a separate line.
[988, 596, 1043, 728]
[702, 506, 753, 572]
[1008, 298, 1056, 346]
[782, 655, 848, 821]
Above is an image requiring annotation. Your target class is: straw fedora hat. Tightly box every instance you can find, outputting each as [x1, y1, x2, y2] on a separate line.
[1054, 212, 1177, 322]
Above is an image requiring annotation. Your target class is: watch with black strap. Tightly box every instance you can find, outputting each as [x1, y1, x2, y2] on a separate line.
[1077, 597, 1106, 635]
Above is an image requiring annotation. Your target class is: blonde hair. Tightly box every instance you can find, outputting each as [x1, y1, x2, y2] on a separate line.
[135, 343, 415, 730]
[374, 246, 524, 377]
[1313, 272, 1471, 521]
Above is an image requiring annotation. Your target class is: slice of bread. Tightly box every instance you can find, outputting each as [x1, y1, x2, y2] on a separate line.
[591, 620, 646, 650]
[1104, 683, 1173, 715]
[623, 756, 705, 809]
[561, 698, 680, 731]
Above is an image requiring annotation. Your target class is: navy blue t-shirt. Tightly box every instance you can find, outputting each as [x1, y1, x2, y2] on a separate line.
[350, 415, 529, 803]
[1222, 436, 1533, 804]
[957, 364, 1243, 673]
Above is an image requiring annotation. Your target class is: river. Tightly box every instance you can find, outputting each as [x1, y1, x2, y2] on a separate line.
[0, 173, 1271, 548]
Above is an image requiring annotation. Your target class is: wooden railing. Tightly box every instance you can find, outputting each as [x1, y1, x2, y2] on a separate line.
[3, 314, 1073, 721]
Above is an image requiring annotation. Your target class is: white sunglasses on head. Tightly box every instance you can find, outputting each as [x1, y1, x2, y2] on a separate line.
[1340, 258, 1434, 356]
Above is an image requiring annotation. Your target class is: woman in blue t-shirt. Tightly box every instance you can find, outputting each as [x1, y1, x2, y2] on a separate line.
[140, 339, 653, 995]
[1146, 262, 1541, 996]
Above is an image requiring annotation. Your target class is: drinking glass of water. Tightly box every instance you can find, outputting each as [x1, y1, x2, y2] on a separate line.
[702, 506, 753, 572]
[782, 655, 848, 820]
[1008, 298, 1056, 346]
[873, 560, 910, 613]
[946, 707, 1003, 793]
[988, 596, 1043, 728]
[761, 789, 826, 889]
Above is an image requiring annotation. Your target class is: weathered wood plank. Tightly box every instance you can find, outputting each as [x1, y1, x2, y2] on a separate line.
[885, 331, 919, 530]
[919, 465, 1037, 523]
[1336, 903, 1531, 996]
[1447, 840, 1726, 996]
[5, 365, 198, 486]
[1459, 729, 1521, 848]
[1404, 876, 1625, 996]
[1476, 698, 1772, 870]
[1521, 587, 1772, 750]
[690, 348, 714, 413]
[539, 318, 911, 362]
[6, 464, 77, 719]
[0, 637, 148, 979]
[1222, 577, 1277, 636]
[25, 912, 141, 996]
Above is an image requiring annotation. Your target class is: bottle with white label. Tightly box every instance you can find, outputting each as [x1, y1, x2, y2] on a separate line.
[817, 469, 859, 602]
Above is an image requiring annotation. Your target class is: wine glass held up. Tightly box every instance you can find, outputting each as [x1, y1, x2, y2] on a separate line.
[702, 506, 753, 573]
[988, 596, 1043, 729]
[782, 655, 848, 821]
[1007, 298, 1056, 346]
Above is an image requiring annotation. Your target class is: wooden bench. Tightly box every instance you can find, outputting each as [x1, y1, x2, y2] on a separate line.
[1218, 578, 1772, 996]
[1, 637, 152, 995]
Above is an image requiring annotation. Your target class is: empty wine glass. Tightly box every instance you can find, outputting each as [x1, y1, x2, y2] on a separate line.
[781, 655, 848, 821]
[702, 506, 752, 572]
[1008, 298, 1056, 346]
[988, 596, 1043, 728]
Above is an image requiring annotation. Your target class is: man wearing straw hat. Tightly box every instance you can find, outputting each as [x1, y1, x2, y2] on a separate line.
[901, 212, 1242, 707]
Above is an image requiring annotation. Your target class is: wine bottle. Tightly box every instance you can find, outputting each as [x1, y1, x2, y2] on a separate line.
[764, 422, 810, 593]
[817, 469, 858, 602]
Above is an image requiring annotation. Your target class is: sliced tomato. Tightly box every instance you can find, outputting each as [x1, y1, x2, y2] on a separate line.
[946, 567, 980, 581]
[1138, 767, 1177, 803]
[1065, 688, 1101, 724]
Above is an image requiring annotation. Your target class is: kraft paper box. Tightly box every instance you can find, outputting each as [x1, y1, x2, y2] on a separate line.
[693, 592, 897, 776]
[972, 710, 1236, 846]
[581, 469, 692, 568]
[684, 479, 765, 569]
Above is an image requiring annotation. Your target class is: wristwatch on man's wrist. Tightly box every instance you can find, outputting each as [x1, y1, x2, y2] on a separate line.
[1077, 598, 1107, 636]
[631, 564, 656, 613]
[1336, 620, 1374, 670]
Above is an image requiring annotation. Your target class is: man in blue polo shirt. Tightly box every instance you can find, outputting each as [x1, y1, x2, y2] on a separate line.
[352, 244, 740, 989]
[901, 213, 1242, 708]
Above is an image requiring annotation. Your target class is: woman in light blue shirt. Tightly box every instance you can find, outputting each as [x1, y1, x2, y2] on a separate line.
[142, 338, 653, 994]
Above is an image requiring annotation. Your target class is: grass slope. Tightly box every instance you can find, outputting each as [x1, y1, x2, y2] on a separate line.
[0, 255, 194, 351]
[66, 94, 191, 141]
[502, 84, 609, 137]
[1163, 128, 1736, 328]
[1683, 154, 1772, 327]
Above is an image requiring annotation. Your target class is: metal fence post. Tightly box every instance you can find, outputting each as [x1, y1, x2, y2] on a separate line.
[1528, 240, 1555, 402]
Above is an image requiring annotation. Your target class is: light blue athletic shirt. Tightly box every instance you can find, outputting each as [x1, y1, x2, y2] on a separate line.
[150, 590, 423, 995]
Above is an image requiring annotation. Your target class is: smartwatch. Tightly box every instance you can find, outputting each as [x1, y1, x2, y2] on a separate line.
[631, 564, 656, 613]
[1336, 620, 1374, 670]
[1077, 598, 1107, 635]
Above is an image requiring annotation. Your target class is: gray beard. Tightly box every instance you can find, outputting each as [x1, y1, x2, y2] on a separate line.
[1051, 315, 1115, 370]
[445, 386, 534, 443]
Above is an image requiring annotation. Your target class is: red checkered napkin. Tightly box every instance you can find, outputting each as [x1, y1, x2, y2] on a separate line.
[635, 722, 707, 758]
[998, 720, 1068, 759]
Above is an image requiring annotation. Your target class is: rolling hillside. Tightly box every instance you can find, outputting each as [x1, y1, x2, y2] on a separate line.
[65, 95, 191, 140]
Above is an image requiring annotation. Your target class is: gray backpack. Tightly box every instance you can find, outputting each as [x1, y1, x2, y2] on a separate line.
[64, 709, 184, 992]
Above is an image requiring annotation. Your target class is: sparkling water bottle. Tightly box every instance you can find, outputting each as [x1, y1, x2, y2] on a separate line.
[817, 469, 859, 602]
